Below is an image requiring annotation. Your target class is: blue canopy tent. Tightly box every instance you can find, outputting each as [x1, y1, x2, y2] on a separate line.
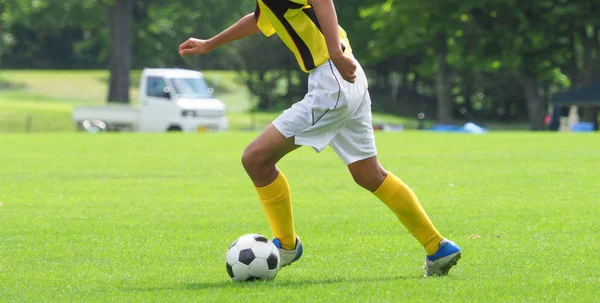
[550, 83, 600, 131]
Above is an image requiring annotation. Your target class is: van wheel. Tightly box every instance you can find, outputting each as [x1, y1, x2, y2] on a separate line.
[81, 120, 107, 133]
[167, 125, 182, 132]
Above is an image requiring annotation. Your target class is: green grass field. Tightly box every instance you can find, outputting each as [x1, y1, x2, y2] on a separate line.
[1, 132, 599, 302]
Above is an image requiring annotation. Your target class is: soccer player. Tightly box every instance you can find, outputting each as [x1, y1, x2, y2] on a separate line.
[179, 0, 461, 276]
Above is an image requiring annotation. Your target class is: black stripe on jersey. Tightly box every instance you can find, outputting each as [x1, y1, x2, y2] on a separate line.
[261, 0, 316, 71]
[262, 0, 304, 11]
[254, 3, 260, 20]
[302, 8, 322, 32]
[302, 7, 346, 53]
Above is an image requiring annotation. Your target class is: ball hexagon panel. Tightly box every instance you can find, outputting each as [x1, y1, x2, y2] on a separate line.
[226, 246, 241, 265]
[248, 258, 269, 278]
[231, 263, 251, 281]
[235, 235, 258, 249]
[262, 268, 277, 280]
[251, 242, 272, 259]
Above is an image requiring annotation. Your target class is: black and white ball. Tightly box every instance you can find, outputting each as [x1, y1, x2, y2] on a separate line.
[226, 234, 281, 281]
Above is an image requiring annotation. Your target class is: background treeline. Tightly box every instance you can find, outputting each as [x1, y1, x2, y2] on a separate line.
[1, 0, 599, 129]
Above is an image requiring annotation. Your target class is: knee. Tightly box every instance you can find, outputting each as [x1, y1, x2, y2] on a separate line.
[241, 146, 259, 172]
[351, 168, 388, 192]
[241, 144, 270, 174]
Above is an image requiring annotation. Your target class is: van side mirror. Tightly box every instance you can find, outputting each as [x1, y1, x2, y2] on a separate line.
[162, 87, 172, 99]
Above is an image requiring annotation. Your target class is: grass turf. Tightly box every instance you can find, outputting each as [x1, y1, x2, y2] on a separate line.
[0, 131, 598, 302]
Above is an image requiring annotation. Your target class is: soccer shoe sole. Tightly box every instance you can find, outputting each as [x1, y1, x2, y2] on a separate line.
[273, 237, 303, 268]
[425, 252, 461, 277]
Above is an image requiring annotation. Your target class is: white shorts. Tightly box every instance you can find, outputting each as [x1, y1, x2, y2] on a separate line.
[272, 57, 377, 165]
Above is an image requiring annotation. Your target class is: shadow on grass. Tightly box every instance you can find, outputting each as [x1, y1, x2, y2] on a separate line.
[122, 275, 420, 292]
[186, 275, 420, 289]
[0, 79, 27, 91]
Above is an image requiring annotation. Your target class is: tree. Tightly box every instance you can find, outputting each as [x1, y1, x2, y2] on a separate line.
[469, 1, 583, 130]
[558, 1, 600, 130]
[0, 0, 7, 70]
[106, 0, 135, 103]
[361, 0, 477, 123]
[234, 34, 300, 111]
[1, 0, 596, 129]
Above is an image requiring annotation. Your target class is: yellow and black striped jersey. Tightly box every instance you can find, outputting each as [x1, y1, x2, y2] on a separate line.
[254, 0, 352, 73]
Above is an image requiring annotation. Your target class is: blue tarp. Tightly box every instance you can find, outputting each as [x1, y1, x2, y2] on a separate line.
[429, 122, 488, 134]
[571, 122, 595, 132]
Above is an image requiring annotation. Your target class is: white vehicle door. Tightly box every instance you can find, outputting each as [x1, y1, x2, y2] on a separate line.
[139, 76, 180, 132]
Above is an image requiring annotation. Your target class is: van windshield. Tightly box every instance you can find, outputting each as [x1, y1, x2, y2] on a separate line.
[170, 78, 213, 99]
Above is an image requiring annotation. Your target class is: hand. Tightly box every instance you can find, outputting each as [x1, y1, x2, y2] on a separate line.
[330, 53, 357, 83]
[179, 38, 213, 57]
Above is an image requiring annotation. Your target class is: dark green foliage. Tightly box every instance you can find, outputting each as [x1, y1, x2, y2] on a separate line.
[1, 0, 599, 126]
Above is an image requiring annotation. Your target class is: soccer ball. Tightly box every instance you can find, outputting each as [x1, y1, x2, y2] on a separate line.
[225, 234, 281, 281]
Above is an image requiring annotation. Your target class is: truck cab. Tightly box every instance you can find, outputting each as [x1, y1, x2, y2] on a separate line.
[138, 68, 229, 132]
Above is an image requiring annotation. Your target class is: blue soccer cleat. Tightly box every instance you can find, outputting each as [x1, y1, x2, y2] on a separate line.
[272, 236, 303, 267]
[424, 239, 461, 276]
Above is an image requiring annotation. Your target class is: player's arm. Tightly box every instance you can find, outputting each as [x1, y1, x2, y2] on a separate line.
[179, 13, 259, 57]
[309, 0, 357, 83]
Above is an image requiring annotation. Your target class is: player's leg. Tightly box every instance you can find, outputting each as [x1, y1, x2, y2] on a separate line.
[242, 124, 300, 187]
[347, 156, 444, 254]
[244, 60, 345, 265]
[347, 156, 461, 276]
[242, 124, 301, 252]
[327, 74, 445, 255]
[329, 81, 460, 274]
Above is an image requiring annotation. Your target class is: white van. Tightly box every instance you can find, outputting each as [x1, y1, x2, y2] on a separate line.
[73, 68, 229, 132]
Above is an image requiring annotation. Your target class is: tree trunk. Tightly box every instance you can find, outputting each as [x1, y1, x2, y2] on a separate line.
[435, 31, 453, 124]
[461, 74, 480, 122]
[106, 0, 134, 103]
[580, 26, 599, 130]
[0, 4, 4, 70]
[520, 72, 545, 130]
[582, 107, 599, 130]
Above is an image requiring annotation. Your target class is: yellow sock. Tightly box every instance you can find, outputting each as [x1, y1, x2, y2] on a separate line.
[255, 171, 296, 250]
[373, 173, 444, 255]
